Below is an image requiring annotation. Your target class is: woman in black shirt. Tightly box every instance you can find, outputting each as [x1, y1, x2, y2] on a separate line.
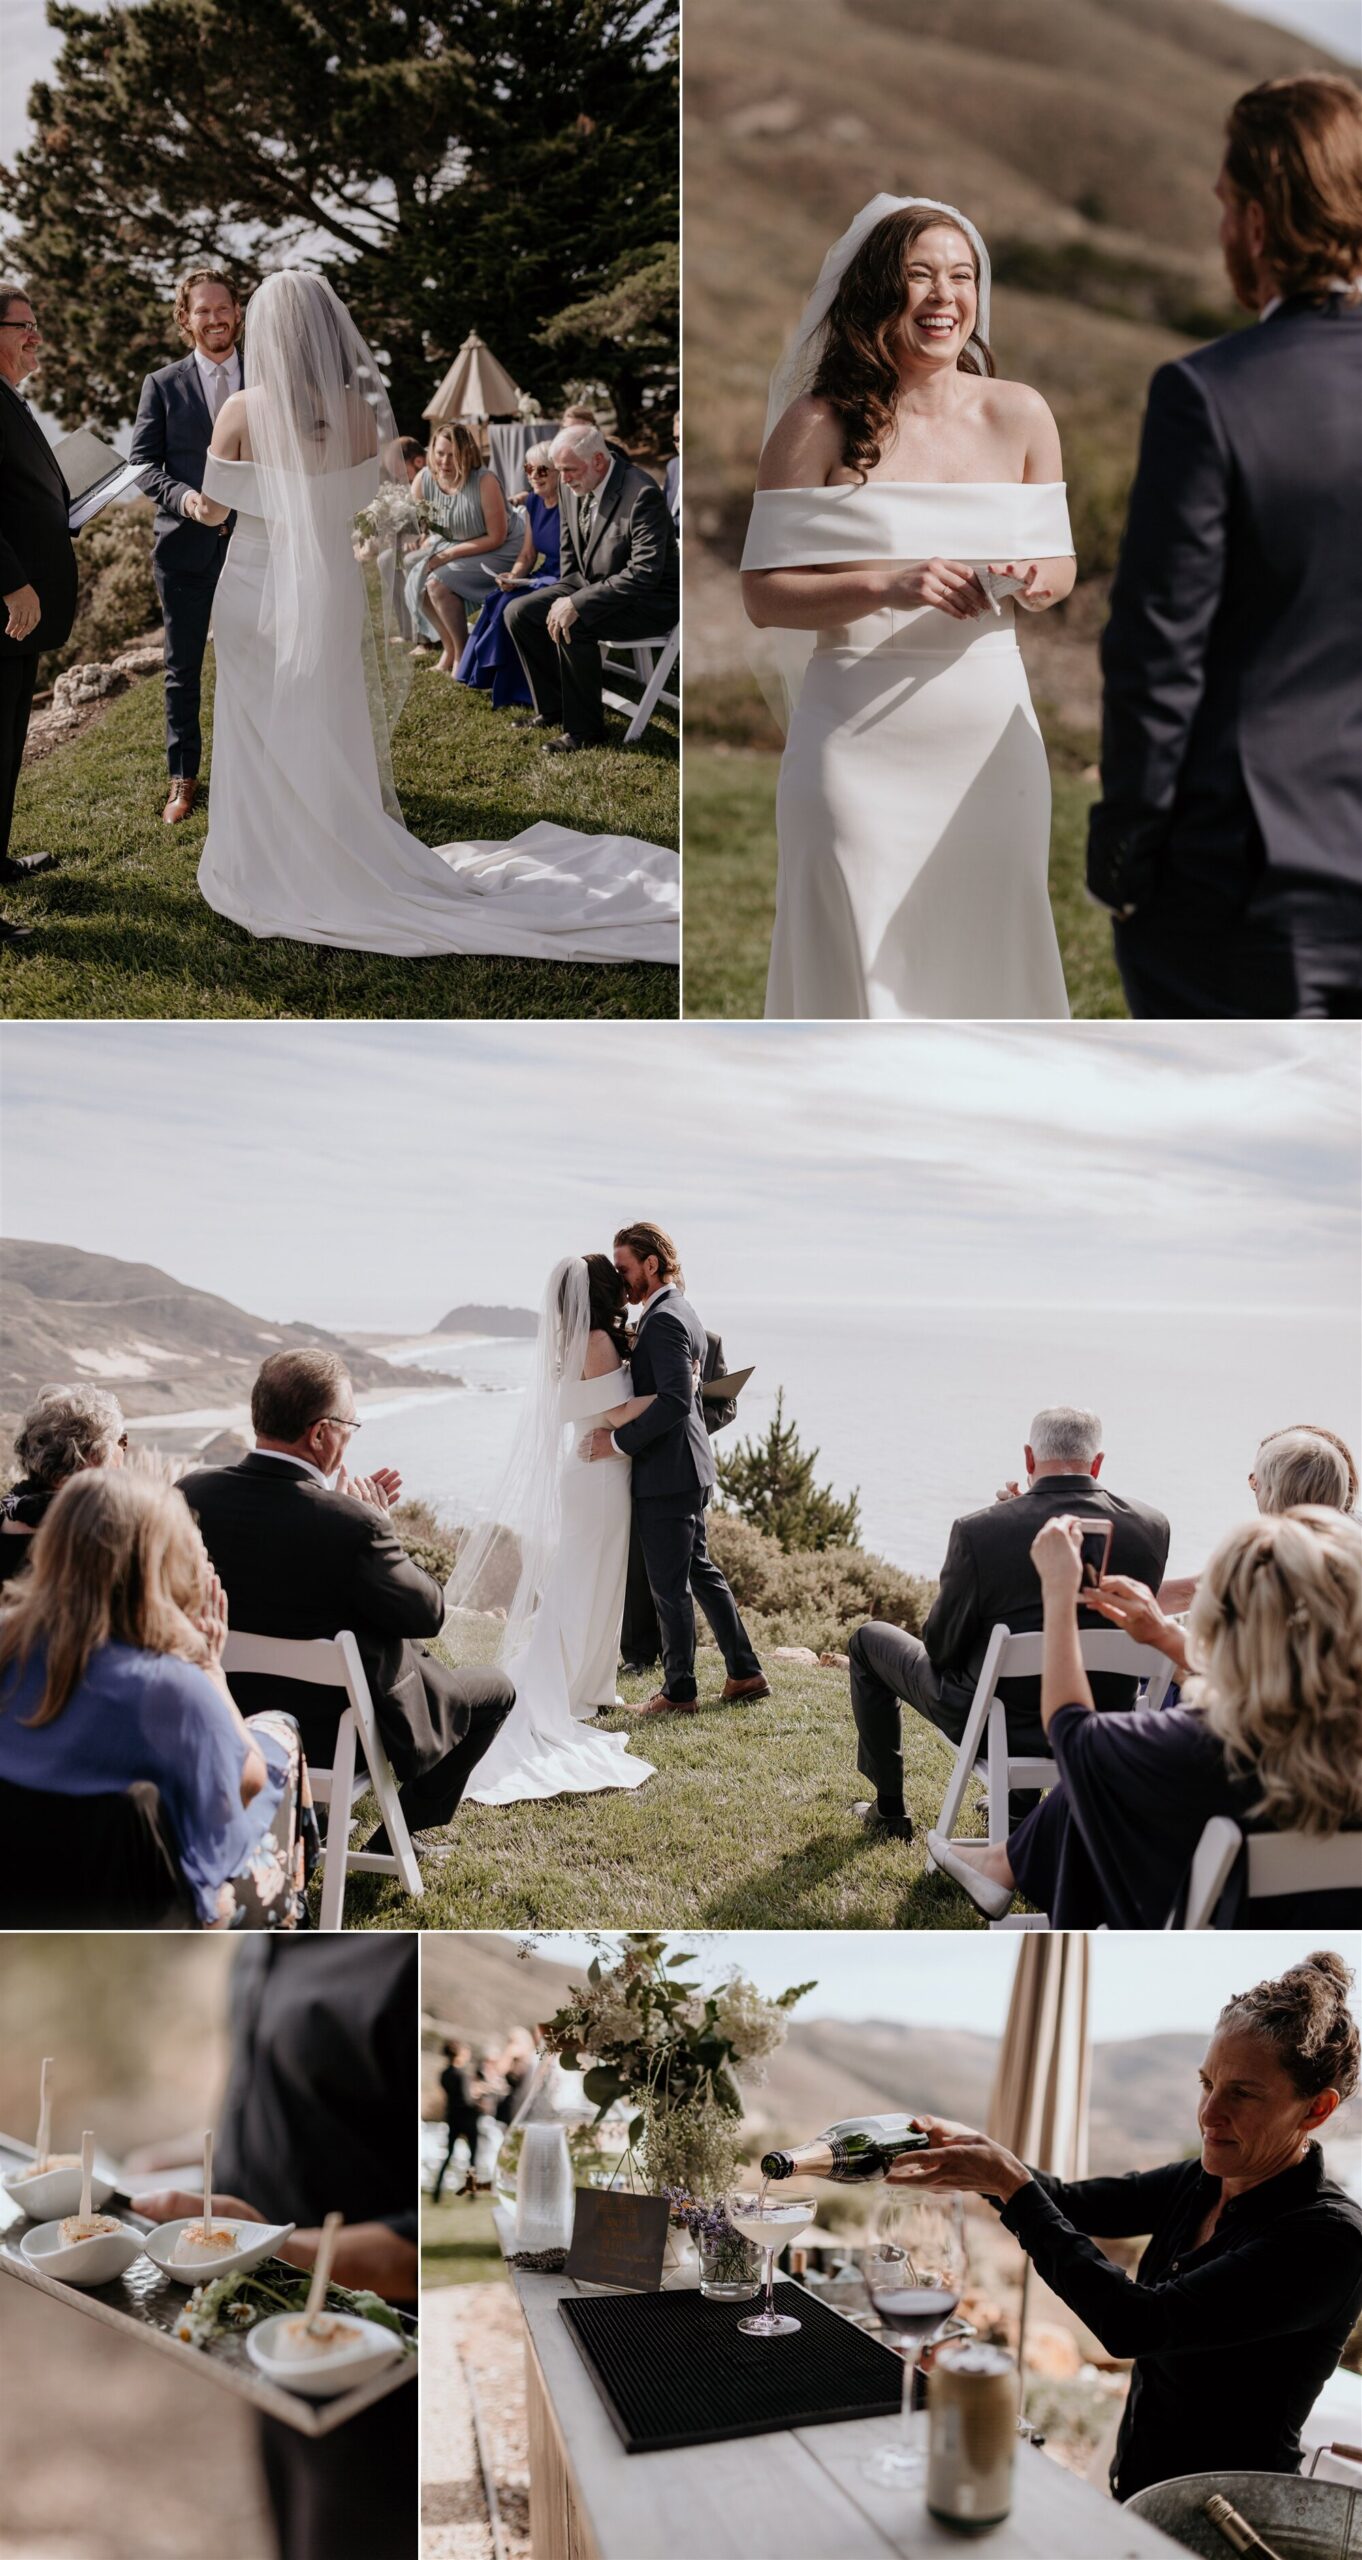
[889, 1950, 1362, 2499]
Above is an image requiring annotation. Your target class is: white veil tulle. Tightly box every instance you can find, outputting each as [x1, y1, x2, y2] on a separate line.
[751, 193, 993, 728]
[443, 1257, 593, 1667]
[240, 268, 412, 816]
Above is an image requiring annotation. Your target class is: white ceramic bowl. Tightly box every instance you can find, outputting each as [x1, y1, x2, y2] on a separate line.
[140, 2216, 296, 2285]
[3, 2161, 117, 2222]
[20, 2216, 148, 2289]
[247, 2310, 407, 2399]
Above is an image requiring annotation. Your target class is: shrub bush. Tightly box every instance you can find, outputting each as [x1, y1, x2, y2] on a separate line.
[706, 1507, 932, 1647]
[41, 499, 160, 684]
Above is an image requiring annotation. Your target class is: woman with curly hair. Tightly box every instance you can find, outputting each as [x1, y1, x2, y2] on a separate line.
[891, 1951, 1362, 2499]
[0, 1384, 128, 1588]
[928, 1505, 1362, 1927]
[741, 198, 1075, 1019]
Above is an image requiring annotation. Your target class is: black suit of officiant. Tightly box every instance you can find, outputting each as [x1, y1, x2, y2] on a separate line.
[1088, 294, 1362, 1018]
[0, 376, 77, 863]
[849, 1476, 1170, 1816]
[504, 459, 679, 741]
[621, 1328, 737, 1665]
[179, 1453, 514, 1835]
[613, 1290, 760, 1704]
[129, 351, 236, 781]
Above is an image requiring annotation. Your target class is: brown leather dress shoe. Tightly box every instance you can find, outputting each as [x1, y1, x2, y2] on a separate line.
[720, 1673, 771, 1702]
[163, 776, 199, 823]
[623, 1690, 700, 1716]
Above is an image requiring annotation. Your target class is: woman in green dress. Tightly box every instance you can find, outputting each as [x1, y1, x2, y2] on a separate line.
[405, 422, 525, 671]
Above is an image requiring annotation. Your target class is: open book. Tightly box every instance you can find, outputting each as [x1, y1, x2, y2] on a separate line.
[702, 1365, 754, 1401]
[53, 428, 144, 531]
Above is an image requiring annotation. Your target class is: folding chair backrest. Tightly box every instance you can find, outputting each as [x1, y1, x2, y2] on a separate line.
[1172, 1814, 1244, 1929]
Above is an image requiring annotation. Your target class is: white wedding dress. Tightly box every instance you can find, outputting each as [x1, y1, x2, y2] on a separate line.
[196, 452, 679, 964]
[464, 1363, 655, 1807]
[742, 479, 1074, 1019]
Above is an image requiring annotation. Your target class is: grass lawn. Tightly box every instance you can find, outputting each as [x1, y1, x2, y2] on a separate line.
[421, 2189, 507, 2290]
[681, 741, 1127, 1022]
[335, 1642, 995, 1932]
[2, 657, 678, 1019]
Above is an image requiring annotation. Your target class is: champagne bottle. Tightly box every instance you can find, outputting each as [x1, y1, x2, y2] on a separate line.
[760, 2114, 930, 2185]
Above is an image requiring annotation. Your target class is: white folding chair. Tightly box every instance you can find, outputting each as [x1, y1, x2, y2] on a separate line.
[1172, 1816, 1362, 1928]
[929, 1623, 1176, 1854]
[222, 1630, 423, 1931]
[600, 627, 680, 742]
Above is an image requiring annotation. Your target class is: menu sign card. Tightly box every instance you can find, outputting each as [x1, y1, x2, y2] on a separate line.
[565, 2188, 670, 2291]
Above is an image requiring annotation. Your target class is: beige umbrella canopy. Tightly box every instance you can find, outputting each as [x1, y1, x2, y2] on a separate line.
[423, 329, 523, 423]
[987, 1933, 1091, 2416]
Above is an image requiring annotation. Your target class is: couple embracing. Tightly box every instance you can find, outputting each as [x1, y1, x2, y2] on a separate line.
[449, 1222, 767, 1808]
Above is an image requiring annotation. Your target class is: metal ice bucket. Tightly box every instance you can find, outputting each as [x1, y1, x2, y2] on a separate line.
[1127, 2470, 1362, 2560]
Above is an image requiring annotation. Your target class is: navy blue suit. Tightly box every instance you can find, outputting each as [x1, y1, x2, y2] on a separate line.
[1088, 295, 1362, 1018]
[129, 351, 235, 778]
[613, 1288, 760, 1702]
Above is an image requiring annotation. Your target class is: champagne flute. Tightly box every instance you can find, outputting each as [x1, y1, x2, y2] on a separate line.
[861, 2193, 966, 2487]
[726, 2188, 817, 2338]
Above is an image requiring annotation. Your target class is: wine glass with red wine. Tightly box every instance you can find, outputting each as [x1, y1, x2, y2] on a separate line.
[861, 2193, 966, 2487]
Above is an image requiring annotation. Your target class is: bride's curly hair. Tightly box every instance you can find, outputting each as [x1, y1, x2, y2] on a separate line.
[565, 1253, 630, 1359]
[810, 206, 995, 482]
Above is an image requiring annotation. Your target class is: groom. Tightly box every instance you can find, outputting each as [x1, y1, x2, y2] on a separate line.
[1087, 75, 1362, 1018]
[129, 268, 243, 825]
[587, 1221, 767, 1715]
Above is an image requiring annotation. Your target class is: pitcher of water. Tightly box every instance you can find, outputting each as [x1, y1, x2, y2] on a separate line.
[513, 2122, 575, 2253]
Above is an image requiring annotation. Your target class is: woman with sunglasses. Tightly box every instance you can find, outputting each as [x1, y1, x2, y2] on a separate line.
[455, 441, 562, 709]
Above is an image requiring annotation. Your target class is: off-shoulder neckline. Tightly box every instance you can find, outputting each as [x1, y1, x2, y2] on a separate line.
[754, 479, 1066, 494]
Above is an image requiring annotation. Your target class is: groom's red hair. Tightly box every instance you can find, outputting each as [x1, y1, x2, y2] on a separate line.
[1225, 76, 1362, 305]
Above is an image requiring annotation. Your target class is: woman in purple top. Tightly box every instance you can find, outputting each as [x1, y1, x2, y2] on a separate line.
[455, 442, 562, 708]
[0, 1470, 318, 1927]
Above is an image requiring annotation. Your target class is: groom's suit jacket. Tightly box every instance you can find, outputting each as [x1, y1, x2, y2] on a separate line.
[613, 1286, 712, 1513]
[0, 376, 78, 659]
[1088, 295, 1362, 935]
[558, 461, 679, 633]
[179, 1452, 472, 1781]
[129, 352, 235, 573]
[924, 1475, 1170, 1718]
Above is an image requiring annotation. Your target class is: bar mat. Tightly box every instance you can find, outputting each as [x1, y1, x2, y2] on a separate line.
[560, 2281, 902, 2453]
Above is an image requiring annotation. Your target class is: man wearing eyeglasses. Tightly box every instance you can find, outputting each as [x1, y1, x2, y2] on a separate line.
[0, 283, 76, 945]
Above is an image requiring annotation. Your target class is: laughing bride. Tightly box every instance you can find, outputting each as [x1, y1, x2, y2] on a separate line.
[742, 195, 1075, 1021]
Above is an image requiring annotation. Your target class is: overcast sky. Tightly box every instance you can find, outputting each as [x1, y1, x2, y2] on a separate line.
[509, 1929, 1358, 2041]
[3, 1020, 1357, 1335]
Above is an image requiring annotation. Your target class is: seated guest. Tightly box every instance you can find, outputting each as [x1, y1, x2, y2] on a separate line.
[847, 1406, 1169, 1841]
[403, 423, 524, 672]
[1, 1384, 128, 1586]
[504, 423, 680, 755]
[455, 442, 561, 708]
[1159, 1421, 1356, 1614]
[180, 1349, 514, 1854]
[928, 1505, 1362, 1925]
[891, 1952, 1362, 2500]
[664, 408, 680, 528]
[377, 435, 427, 640]
[0, 1471, 317, 1927]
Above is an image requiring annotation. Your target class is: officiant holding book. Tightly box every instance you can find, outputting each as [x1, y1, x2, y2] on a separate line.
[0, 281, 75, 946]
[129, 267, 243, 826]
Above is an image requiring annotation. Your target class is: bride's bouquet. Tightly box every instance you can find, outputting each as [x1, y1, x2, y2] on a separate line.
[353, 482, 428, 553]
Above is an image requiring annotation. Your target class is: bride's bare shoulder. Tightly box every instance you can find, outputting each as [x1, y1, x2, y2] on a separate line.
[583, 1328, 624, 1378]
[211, 387, 252, 458]
[756, 394, 844, 490]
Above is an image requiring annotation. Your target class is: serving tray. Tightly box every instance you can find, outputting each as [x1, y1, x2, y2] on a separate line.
[0, 2132, 416, 2439]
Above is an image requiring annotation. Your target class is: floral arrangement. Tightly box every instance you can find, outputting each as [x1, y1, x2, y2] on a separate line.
[174, 2265, 414, 2352]
[662, 2189, 759, 2287]
[538, 1933, 813, 2205]
[354, 482, 428, 547]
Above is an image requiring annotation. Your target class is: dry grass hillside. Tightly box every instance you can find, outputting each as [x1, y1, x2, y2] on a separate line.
[684, 0, 1345, 681]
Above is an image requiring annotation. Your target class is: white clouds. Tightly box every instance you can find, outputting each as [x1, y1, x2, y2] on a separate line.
[1, 1022, 1356, 1335]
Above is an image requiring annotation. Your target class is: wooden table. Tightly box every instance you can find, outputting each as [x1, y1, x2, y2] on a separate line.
[495, 2214, 1181, 2560]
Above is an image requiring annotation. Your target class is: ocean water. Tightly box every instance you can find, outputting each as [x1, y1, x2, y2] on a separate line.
[375, 1301, 1360, 1579]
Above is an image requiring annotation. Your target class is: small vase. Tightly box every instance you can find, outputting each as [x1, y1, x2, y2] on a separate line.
[661, 2226, 700, 2290]
[699, 2232, 761, 2302]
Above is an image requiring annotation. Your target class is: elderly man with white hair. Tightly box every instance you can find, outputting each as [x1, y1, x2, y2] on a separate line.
[503, 420, 679, 753]
[847, 1405, 1169, 1842]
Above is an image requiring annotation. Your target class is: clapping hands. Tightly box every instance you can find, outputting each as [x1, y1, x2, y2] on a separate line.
[338, 1463, 403, 1512]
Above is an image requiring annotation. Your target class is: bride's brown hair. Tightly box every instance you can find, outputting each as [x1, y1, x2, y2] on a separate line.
[810, 206, 995, 483]
[574, 1253, 630, 1358]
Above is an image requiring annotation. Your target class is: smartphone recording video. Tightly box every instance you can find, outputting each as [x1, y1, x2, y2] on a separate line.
[1074, 1516, 1114, 1589]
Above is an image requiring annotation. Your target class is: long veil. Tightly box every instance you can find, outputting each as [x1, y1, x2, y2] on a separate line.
[443, 1257, 592, 1666]
[750, 193, 994, 730]
[240, 268, 413, 817]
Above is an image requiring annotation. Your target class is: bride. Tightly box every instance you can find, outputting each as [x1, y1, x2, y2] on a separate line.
[191, 269, 677, 966]
[444, 1254, 664, 1807]
[742, 196, 1075, 1020]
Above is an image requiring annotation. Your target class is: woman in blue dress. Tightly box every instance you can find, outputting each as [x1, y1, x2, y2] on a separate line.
[455, 442, 562, 709]
[404, 422, 526, 672]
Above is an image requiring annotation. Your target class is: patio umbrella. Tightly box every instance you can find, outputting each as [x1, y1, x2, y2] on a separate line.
[424, 329, 523, 423]
[987, 1932, 1091, 2408]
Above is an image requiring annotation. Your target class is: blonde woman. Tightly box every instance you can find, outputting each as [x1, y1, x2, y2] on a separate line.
[406, 422, 525, 670]
[927, 1505, 1362, 1926]
[0, 1472, 318, 1927]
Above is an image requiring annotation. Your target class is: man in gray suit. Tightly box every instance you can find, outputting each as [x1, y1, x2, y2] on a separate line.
[504, 424, 679, 753]
[129, 268, 243, 825]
